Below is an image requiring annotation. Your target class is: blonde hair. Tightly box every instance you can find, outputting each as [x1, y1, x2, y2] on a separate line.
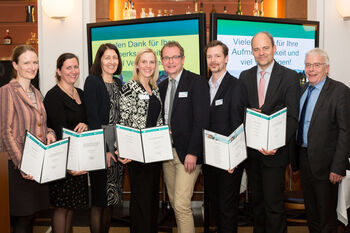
[132, 48, 159, 88]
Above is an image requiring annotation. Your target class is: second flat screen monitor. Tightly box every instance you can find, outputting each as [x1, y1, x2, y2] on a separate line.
[87, 13, 206, 84]
[211, 13, 319, 79]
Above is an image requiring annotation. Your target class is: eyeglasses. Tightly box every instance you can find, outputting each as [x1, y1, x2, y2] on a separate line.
[305, 63, 326, 69]
[161, 55, 182, 62]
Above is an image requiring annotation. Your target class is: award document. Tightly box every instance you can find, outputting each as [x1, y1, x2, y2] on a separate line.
[20, 131, 69, 184]
[62, 128, 106, 172]
[115, 124, 173, 163]
[245, 107, 287, 151]
[204, 124, 247, 170]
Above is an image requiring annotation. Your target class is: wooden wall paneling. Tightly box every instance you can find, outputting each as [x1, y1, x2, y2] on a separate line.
[0, 152, 10, 233]
[0, 1, 38, 59]
[96, 0, 110, 22]
[285, 0, 307, 19]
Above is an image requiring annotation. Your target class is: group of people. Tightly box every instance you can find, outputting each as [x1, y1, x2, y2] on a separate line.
[0, 30, 349, 233]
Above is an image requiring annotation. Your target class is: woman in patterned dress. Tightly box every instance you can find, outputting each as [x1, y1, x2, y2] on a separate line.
[44, 53, 89, 233]
[84, 43, 125, 233]
[119, 48, 163, 233]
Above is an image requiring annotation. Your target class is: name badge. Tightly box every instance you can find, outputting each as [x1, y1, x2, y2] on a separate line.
[215, 99, 223, 106]
[179, 92, 188, 98]
[139, 94, 149, 100]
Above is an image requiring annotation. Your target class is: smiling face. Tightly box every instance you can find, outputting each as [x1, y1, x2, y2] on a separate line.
[137, 52, 156, 80]
[161, 46, 185, 79]
[304, 53, 329, 86]
[206, 45, 228, 76]
[57, 58, 80, 86]
[251, 33, 276, 70]
[101, 48, 119, 77]
[12, 50, 38, 81]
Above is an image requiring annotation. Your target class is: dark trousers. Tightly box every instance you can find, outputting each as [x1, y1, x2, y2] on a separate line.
[299, 148, 338, 233]
[128, 161, 161, 233]
[247, 157, 287, 233]
[203, 164, 244, 233]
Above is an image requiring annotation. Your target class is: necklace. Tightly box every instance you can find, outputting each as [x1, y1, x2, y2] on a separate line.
[58, 83, 75, 99]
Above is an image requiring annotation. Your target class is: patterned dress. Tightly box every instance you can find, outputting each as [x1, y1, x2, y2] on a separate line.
[105, 82, 124, 206]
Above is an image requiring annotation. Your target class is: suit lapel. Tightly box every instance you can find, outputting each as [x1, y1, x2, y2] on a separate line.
[264, 62, 282, 108]
[309, 77, 330, 130]
[247, 67, 259, 108]
[172, 70, 190, 115]
[12, 81, 44, 116]
[210, 73, 230, 109]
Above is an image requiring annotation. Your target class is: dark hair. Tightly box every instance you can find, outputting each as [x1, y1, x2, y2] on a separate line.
[205, 40, 229, 57]
[90, 43, 122, 76]
[11, 45, 37, 78]
[56, 53, 79, 81]
[161, 41, 184, 58]
[251, 31, 275, 47]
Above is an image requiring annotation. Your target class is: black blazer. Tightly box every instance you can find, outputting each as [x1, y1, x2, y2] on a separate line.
[44, 85, 86, 140]
[239, 61, 300, 167]
[159, 69, 210, 164]
[208, 72, 248, 136]
[84, 74, 122, 130]
[295, 77, 350, 179]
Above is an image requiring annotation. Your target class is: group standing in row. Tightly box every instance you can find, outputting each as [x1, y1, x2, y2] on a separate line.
[0, 30, 349, 233]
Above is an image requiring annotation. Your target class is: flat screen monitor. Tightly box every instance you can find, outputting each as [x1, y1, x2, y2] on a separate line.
[210, 13, 319, 79]
[87, 13, 206, 83]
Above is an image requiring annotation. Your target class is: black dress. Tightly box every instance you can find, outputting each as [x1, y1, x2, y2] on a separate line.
[43, 85, 89, 209]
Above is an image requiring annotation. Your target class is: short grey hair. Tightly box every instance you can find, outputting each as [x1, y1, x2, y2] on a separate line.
[305, 48, 330, 66]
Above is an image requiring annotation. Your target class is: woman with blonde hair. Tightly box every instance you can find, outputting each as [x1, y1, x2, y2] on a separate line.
[119, 48, 163, 233]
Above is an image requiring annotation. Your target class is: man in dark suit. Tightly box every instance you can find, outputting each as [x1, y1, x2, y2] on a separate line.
[203, 40, 248, 233]
[293, 48, 350, 233]
[159, 41, 210, 233]
[239, 32, 300, 233]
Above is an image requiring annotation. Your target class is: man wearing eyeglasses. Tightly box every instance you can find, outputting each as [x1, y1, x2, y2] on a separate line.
[159, 41, 210, 233]
[292, 48, 350, 233]
[239, 31, 300, 233]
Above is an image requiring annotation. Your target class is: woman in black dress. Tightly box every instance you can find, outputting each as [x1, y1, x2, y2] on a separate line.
[84, 43, 125, 233]
[44, 53, 89, 233]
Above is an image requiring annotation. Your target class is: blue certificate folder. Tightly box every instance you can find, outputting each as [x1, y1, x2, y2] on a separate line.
[20, 131, 70, 184]
[245, 107, 287, 151]
[115, 124, 173, 163]
[62, 128, 106, 172]
[203, 124, 247, 170]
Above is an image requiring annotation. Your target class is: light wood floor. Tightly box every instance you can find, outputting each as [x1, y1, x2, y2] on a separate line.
[33, 226, 310, 233]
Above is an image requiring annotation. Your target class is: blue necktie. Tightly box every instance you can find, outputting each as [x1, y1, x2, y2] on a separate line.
[297, 85, 315, 146]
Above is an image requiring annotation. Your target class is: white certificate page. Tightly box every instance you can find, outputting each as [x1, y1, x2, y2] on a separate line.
[245, 108, 269, 150]
[63, 129, 80, 171]
[79, 129, 106, 171]
[116, 124, 144, 163]
[204, 130, 230, 170]
[40, 138, 69, 183]
[141, 126, 173, 163]
[20, 132, 45, 183]
[267, 108, 287, 150]
[228, 124, 247, 169]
